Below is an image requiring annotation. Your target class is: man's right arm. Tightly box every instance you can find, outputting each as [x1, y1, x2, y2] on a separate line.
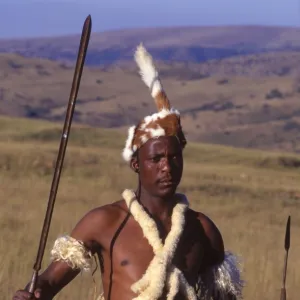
[13, 206, 111, 300]
[18, 261, 81, 299]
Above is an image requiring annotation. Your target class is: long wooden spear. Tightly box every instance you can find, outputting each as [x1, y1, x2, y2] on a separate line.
[27, 15, 92, 297]
[280, 215, 291, 300]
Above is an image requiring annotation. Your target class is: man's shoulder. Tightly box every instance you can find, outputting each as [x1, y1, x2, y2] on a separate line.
[78, 199, 128, 228]
[187, 208, 225, 264]
[69, 199, 128, 244]
[193, 210, 221, 236]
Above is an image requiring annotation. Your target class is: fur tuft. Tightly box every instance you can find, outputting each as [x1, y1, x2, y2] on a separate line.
[122, 125, 136, 162]
[134, 43, 162, 97]
[134, 43, 170, 111]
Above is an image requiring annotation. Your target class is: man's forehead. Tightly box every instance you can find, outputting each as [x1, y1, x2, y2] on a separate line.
[141, 136, 181, 153]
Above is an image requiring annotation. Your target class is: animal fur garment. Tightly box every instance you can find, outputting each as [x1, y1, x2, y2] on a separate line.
[122, 189, 244, 300]
[122, 189, 196, 300]
[50, 235, 92, 272]
[122, 44, 186, 162]
[197, 252, 244, 299]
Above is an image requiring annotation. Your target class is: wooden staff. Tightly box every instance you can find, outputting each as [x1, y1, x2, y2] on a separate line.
[280, 215, 291, 300]
[27, 14, 92, 297]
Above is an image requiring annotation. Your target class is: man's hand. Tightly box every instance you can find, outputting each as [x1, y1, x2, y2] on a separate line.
[12, 287, 43, 300]
[11, 207, 105, 300]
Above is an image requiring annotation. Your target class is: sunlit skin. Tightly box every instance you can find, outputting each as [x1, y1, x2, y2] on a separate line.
[13, 136, 231, 300]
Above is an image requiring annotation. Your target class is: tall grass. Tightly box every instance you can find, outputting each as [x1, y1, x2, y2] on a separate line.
[1, 117, 300, 299]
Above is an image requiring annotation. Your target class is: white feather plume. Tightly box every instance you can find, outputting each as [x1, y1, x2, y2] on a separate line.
[134, 43, 163, 98]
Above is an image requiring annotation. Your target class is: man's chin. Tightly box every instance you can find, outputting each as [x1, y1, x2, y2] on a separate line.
[158, 185, 178, 198]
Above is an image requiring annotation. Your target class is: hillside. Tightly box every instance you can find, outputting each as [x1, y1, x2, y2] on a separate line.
[1, 52, 300, 154]
[1, 116, 300, 300]
[1, 25, 300, 65]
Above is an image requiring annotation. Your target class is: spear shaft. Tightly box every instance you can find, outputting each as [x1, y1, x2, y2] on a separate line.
[27, 15, 92, 296]
[280, 215, 291, 300]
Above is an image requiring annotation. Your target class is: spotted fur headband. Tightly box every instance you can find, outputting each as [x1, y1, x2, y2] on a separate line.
[122, 44, 187, 162]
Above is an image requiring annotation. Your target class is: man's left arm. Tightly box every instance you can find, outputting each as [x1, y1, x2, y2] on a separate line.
[196, 213, 244, 300]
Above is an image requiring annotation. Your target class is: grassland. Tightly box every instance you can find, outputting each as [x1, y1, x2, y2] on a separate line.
[1, 115, 300, 299]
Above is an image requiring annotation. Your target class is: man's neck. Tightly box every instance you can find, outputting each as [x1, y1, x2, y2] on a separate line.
[136, 187, 176, 222]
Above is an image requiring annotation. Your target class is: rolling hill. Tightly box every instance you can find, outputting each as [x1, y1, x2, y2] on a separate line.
[1, 50, 300, 154]
[1, 25, 300, 65]
[1, 25, 300, 154]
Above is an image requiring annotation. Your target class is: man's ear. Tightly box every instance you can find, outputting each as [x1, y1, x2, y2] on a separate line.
[130, 157, 139, 173]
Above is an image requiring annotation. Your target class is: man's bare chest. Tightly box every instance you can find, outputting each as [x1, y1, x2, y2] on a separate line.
[99, 214, 205, 284]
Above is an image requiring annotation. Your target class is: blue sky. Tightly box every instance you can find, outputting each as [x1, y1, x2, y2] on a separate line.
[0, 0, 300, 38]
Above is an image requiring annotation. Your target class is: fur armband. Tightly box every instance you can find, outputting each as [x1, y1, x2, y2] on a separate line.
[197, 251, 244, 300]
[50, 235, 93, 272]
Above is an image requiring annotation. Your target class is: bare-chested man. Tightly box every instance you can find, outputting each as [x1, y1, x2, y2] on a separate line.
[13, 44, 244, 300]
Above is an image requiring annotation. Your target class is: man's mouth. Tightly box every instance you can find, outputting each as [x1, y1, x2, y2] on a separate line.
[159, 179, 176, 186]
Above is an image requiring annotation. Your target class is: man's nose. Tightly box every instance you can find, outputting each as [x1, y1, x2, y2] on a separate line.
[161, 157, 171, 172]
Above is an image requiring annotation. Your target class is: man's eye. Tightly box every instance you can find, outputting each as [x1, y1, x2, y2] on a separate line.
[151, 157, 160, 162]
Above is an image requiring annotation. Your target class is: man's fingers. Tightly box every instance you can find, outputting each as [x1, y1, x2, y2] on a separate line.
[34, 289, 41, 298]
[13, 290, 30, 299]
[13, 289, 39, 299]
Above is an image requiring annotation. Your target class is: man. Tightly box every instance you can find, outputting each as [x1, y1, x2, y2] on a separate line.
[13, 44, 244, 300]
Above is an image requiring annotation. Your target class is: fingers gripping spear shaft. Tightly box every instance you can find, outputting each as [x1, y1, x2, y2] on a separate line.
[27, 15, 92, 296]
[280, 215, 291, 300]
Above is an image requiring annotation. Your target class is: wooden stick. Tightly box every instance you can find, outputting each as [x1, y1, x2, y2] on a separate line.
[27, 15, 92, 296]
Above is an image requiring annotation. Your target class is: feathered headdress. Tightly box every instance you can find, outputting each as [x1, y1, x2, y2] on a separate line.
[122, 43, 187, 162]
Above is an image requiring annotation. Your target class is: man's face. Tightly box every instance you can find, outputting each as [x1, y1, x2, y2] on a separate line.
[135, 136, 183, 198]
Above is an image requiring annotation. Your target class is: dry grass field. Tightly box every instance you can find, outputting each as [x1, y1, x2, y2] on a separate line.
[1, 116, 300, 299]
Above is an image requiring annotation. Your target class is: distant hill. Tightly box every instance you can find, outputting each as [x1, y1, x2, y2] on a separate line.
[1, 51, 300, 154]
[1, 25, 300, 65]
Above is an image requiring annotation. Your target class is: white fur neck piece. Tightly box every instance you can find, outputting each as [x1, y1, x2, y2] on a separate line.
[122, 189, 197, 300]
